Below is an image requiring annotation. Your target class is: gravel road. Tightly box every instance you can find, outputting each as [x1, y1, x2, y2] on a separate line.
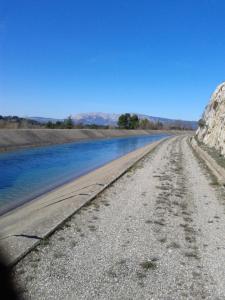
[14, 135, 225, 299]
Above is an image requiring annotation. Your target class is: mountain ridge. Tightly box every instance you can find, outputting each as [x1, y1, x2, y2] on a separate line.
[28, 113, 197, 129]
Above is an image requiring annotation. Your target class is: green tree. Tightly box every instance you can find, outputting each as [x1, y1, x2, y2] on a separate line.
[118, 113, 130, 129]
[46, 121, 54, 128]
[140, 118, 158, 129]
[64, 116, 73, 129]
[198, 118, 206, 128]
[130, 114, 139, 129]
[118, 113, 140, 129]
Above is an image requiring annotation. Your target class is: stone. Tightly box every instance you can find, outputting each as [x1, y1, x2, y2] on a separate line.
[196, 82, 225, 156]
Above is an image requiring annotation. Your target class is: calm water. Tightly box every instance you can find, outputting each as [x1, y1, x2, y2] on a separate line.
[0, 134, 169, 214]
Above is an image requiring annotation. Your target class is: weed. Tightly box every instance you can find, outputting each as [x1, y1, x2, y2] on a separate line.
[185, 235, 195, 243]
[167, 241, 180, 249]
[88, 225, 96, 231]
[140, 260, 157, 270]
[40, 239, 49, 246]
[145, 220, 152, 224]
[184, 251, 199, 259]
[154, 219, 165, 226]
[183, 217, 193, 223]
[158, 237, 167, 243]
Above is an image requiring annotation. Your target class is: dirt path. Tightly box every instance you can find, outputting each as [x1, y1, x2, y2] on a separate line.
[14, 136, 225, 299]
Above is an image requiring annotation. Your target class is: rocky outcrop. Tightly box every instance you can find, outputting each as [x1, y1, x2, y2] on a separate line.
[196, 82, 225, 155]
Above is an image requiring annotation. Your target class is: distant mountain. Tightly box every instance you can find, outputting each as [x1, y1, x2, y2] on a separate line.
[71, 113, 119, 126]
[27, 113, 197, 129]
[27, 117, 63, 124]
[71, 112, 197, 129]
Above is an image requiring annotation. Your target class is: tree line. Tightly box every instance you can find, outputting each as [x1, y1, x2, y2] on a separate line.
[45, 116, 74, 129]
[117, 113, 163, 130]
[45, 114, 194, 130]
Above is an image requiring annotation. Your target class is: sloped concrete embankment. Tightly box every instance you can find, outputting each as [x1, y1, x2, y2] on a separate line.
[0, 128, 189, 152]
[190, 137, 225, 185]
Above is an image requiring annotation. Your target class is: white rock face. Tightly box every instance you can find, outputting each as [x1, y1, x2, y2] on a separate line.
[196, 82, 225, 155]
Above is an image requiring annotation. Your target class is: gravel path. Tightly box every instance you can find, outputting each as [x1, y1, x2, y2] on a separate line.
[14, 136, 225, 299]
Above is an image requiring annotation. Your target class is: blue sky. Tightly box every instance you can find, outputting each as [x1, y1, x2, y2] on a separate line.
[1, 0, 225, 120]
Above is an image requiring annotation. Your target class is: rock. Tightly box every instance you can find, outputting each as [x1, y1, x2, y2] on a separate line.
[196, 82, 225, 155]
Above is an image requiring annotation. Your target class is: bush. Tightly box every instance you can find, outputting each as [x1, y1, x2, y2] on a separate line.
[198, 118, 206, 128]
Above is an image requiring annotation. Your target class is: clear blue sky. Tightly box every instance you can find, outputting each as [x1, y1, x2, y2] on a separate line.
[1, 0, 225, 120]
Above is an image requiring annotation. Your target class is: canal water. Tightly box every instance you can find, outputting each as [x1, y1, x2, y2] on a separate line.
[0, 134, 169, 214]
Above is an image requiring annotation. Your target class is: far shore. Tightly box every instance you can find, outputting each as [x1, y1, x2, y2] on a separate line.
[0, 128, 194, 153]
